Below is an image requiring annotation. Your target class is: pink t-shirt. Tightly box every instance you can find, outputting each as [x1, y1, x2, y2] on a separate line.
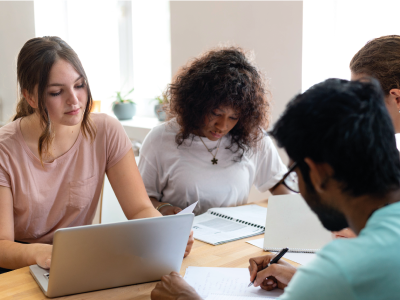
[0, 113, 132, 244]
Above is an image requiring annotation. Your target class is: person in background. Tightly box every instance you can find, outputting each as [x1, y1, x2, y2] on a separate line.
[151, 78, 400, 300]
[138, 46, 291, 216]
[334, 34, 400, 239]
[0, 37, 193, 274]
[350, 35, 400, 146]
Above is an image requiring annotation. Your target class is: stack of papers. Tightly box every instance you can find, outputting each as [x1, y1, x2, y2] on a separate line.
[247, 238, 316, 265]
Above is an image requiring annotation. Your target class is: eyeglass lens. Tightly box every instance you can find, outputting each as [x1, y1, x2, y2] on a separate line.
[284, 172, 299, 193]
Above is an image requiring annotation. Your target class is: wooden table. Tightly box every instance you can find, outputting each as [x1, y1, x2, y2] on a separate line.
[0, 202, 299, 299]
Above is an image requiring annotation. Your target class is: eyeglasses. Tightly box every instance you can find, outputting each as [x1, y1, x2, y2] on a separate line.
[270, 162, 299, 193]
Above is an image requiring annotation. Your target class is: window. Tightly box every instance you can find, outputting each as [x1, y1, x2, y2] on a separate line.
[34, 0, 171, 117]
[303, 0, 400, 91]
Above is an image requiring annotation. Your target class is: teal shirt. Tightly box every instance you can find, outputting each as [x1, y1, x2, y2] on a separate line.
[279, 202, 400, 300]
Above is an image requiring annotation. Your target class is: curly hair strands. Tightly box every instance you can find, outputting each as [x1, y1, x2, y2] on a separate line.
[14, 36, 96, 165]
[350, 35, 400, 95]
[166, 46, 270, 161]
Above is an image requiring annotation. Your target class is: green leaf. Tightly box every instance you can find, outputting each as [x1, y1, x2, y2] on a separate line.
[123, 87, 135, 98]
[116, 92, 123, 102]
[112, 87, 135, 105]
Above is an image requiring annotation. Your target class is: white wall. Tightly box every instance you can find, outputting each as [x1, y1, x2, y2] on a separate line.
[303, 0, 400, 92]
[170, 1, 303, 202]
[0, 1, 35, 123]
[170, 1, 303, 131]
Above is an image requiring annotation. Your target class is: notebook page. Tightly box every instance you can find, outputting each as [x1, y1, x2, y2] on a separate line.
[209, 205, 267, 227]
[177, 201, 198, 215]
[184, 267, 283, 299]
[193, 213, 264, 245]
[246, 238, 316, 265]
[206, 295, 276, 300]
[264, 195, 332, 252]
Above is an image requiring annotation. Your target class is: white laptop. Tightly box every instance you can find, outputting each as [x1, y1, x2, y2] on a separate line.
[263, 194, 332, 253]
[30, 214, 194, 298]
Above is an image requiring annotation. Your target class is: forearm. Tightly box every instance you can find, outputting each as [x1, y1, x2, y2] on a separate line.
[0, 240, 39, 269]
[270, 183, 293, 195]
[128, 205, 162, 220]
[150, 196, 171, 209]
[150, 197, 161, 208]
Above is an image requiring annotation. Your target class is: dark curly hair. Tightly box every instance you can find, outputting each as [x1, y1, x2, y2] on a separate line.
[166, 46, 270, 161]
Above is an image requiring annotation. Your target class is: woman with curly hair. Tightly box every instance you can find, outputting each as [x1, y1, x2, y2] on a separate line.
[138, 47, 290, 215]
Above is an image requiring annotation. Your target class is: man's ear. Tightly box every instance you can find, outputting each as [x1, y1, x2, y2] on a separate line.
[303, 158, 334, 193]
[388, 88, 400, 110]
[22, 89, 38, 109]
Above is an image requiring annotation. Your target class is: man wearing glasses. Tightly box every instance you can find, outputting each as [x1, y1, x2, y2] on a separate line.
[151, 78, 400, 300]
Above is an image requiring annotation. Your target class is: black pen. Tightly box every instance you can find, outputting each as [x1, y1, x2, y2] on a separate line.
[248, 247, 289, 287]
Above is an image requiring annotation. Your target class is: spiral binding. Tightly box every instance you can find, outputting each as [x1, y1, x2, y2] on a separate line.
[209, 211, 265, 231]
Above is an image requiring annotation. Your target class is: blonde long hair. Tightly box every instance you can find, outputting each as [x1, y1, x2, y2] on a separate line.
[14, 36, 96, 164]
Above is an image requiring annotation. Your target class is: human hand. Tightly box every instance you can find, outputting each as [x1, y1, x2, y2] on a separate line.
[332, 228, 357, 239]
[249, 254, 297, 291]
[151, 271, 202, 300]
[159, 205, 182, 215]
[184, 230, 194, 258]
[33, 244, 53, 269]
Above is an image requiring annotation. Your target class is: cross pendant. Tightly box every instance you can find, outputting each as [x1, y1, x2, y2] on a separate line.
[211, 158, 218, 165]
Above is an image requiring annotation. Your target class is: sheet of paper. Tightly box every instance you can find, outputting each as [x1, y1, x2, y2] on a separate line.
[246, 237, 264, 249]
[264, 195, 332, 251]
[246, 238, 317, 265]
[184, 267, 283, 299]
[210, 205, 267, 227]
[193, 213, 264, 245]
[206, 294, 277, 300]
[177, 201, 198, 215]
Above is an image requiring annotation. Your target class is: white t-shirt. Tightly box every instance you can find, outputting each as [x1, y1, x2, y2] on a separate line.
[138, 119, 287, 215]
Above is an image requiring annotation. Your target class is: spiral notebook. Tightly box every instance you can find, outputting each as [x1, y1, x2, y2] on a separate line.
[263, 194, 332, 253]
[192, 205, 267, 245]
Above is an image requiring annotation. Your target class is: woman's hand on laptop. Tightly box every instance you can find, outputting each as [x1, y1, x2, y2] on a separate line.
[151, 271, 201, 300]
[33, 244, 53, 269]
[184, 230, 194, 258]
[249, 254, 297, 290]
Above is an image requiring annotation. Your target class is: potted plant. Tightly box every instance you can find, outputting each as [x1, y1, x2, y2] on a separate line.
[112, 87, 136, 120]
[153, 94, 167, 121]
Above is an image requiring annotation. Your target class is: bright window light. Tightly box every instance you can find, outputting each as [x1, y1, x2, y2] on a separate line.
[131, 0, 171, 117]
[303, 0, 400, 91]
[33, 0, 171, 117]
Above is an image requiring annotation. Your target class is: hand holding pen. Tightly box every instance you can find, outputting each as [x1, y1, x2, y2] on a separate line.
[248, 248, 297, 291]
[248, 247, 288, 287]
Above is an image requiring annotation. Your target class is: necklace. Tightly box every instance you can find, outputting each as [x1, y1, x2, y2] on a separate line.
[199, 137, 222, 165]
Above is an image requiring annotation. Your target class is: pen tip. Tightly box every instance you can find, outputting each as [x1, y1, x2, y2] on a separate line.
[248, 282, 253, 287]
